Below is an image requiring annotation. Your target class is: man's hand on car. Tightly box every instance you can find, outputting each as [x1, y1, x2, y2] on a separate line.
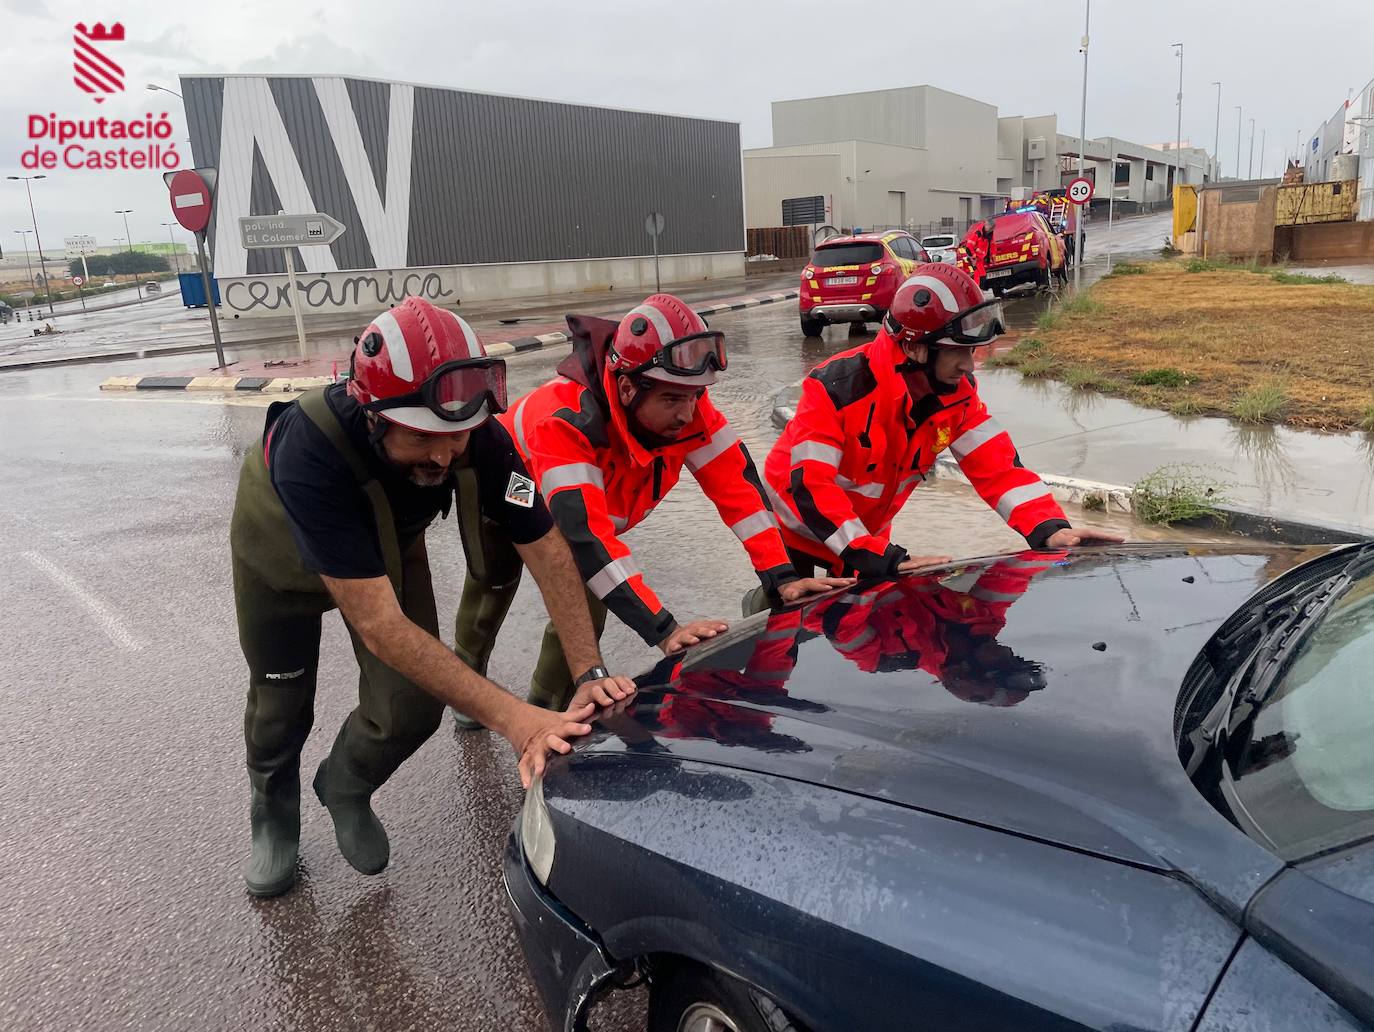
[660, 619, 729, 654]
[1045, 527, 1126, 548]
[897, 554, 953, 573]
[509, 701, 596, 789]
[777, 576, 854, 604]
[570, 673, 638, 710]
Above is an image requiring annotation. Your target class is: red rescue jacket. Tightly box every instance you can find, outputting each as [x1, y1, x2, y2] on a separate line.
[502, 315, 796, 646]
[764, 328, 1069, 577]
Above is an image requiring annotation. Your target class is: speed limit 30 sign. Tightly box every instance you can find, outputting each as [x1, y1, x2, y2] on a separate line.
[1067, 177, 1095, 205]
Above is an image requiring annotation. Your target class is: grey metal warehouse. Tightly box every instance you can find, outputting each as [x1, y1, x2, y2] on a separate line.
[180, 74, 745, 317]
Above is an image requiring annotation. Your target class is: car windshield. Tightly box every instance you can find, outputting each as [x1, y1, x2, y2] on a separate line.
[922, 236, 956, 248]
[1222, 556, 1374, 858]
[812, 243, 884, 268]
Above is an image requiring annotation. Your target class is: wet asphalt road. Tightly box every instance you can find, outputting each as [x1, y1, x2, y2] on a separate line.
[1, 251, 1201, 1032]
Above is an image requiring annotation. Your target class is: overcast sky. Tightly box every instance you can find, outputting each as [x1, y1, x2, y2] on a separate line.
[3, 0, 1371, 248]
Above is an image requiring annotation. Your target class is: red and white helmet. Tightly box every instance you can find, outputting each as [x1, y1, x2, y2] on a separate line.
[346, 297, 506, 434]
[884, 263, 1005, 348]
[608, 293, 727, 388]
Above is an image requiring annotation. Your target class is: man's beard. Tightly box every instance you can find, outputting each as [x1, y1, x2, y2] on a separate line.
[405, 462, 454, 487]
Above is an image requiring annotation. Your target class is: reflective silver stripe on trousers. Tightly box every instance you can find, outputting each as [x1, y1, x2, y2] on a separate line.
[791, 440, 842, 467]
[836, 473, 884, 498]
[541, 462, 604, 495]
[685, 424, 740, 471]
[949, 417, 1005, 461]
[587, 556, 641, 599]
[730, 510, 779, 542]
[994, 481, 1054, 522]
[824, 518, 866, 554]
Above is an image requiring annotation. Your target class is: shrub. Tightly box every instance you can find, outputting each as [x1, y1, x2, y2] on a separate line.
[1131, 464, 1231, 525]
[1232, 381, 1288, 424]
[1130, 367, 1193, 388]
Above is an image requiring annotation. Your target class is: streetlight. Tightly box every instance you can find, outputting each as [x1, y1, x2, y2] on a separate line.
[7, 174, 55, 315]
[1248, 119, 1255, 179]
[1211, 82, 1222, 179]
[115, 208, 144, 303]
[1075, 0, 1090, 291]
[1258, 129, 1267, 179]
[160, 221, 181, 274]
[1235, 108, 1243, 180]
[146, 83, 182, 100]
[1170, 43, 1184, 192]
[13, 230, 36, 307]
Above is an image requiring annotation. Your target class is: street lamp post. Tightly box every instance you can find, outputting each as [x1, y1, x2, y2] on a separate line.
[1248, 119, 1255, 179]
[1211, 81, 1222, 179]
[1171, 43, 1184, 193]
[1235, 108, 1243, 179]
[145, 83, 183, 100]
[7, 174, 55, 315]
[1258, 129, 1266, 179]
[1075, 0, 1090, 291]
[115, 208, 144, 304]
[160, 221, 181, 274]
[13, 230, 36, 312]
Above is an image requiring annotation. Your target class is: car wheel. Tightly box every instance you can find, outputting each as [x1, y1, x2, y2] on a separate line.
[799, 313, 824, 337]
[649, 964, 802, 1032]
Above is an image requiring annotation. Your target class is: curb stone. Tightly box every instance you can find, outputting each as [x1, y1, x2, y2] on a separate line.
[99, 290, 801, 392]
[771, 379, 1371, 547]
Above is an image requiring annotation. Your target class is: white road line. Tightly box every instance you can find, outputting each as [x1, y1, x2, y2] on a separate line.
[21, 550, 144, 651]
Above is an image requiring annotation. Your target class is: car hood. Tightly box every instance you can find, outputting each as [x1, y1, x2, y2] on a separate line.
[580, 544, 1345, 905]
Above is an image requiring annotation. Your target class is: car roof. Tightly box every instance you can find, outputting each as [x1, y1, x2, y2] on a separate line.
[818, 231, 909, 247]
[583, 543, 1342, 908]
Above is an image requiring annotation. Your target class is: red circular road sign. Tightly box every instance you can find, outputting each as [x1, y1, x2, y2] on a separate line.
[72, 275, 84, 286]
[1066, 177, 1095, 205]
[168, 169, 213, 233]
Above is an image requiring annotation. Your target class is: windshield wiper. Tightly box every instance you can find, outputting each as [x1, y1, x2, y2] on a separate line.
[1222, 545, 1374, 767]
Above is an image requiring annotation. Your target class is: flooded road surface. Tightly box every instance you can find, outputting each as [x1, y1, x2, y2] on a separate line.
[0, 286, 1231, 1032]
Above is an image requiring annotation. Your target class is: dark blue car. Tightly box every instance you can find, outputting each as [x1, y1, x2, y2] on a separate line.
[505, 543, 1374, 1032]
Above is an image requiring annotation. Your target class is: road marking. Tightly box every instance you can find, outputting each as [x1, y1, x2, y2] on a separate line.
[21, 550, 144, 651]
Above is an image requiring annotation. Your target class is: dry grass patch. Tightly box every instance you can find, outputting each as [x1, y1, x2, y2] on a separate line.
[1030, 260, 1374, 430]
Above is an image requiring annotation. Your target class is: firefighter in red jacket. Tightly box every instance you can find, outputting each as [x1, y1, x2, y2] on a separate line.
[764, 263, 1122, 580]
[453, 294, 847, 720]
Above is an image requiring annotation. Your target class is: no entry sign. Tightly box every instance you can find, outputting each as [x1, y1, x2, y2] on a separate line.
[1066, 177, 1095, 205]
[165, 168, 216, 233]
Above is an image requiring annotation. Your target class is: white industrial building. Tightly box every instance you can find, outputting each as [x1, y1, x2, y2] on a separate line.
[744, 86, 1216, 235]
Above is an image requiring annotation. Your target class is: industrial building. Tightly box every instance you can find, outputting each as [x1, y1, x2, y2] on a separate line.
[180, 74, 746, 316]
[744, 86, 1217, 236]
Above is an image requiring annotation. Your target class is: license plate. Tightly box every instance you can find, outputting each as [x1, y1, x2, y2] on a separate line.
[986, 268, 1017, 279]
[826, 276, 859, 286]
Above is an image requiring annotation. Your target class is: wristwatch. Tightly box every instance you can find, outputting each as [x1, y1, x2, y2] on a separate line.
[574, 665, 611, 687]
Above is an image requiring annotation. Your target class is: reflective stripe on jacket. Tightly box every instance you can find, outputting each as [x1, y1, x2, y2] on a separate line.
[764, 329, 1069, 577]
[501, 314, 795, 646]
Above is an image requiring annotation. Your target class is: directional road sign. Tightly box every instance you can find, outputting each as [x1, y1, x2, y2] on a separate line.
[645, 212, 665, 237]
[166, 169, 216, 233]
[239, 213, 347, 249]
[1066, 177, 1095, 205]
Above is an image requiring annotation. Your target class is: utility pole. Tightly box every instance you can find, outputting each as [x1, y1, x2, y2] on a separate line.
[1075, 0, 1090, 291]
[1171, 43, 1184, 192]
[1211, 81, 1222, 179]
[1248, 119, 1255, 178]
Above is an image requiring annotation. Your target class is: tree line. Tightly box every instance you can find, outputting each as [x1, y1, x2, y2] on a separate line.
[67, 251, 170, 278]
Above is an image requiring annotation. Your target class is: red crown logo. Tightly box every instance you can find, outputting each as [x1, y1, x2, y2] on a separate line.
[74, 22, 126, 103]
[76, 21, 125, 41]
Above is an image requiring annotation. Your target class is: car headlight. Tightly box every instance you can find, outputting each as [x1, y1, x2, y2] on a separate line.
[520, 776, 556, 885]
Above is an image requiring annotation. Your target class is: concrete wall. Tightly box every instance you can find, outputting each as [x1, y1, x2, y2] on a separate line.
[771, 87, 925, 149]
[922, 88, 999, 195]
[1197, 182, 1279, 260]
[1274, 220, 1374, 260]
[743, 153, 844, 229]
[215, 251, 746, 318]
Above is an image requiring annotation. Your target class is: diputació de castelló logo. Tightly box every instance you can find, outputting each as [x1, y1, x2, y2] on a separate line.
[20, 21, 182, 172]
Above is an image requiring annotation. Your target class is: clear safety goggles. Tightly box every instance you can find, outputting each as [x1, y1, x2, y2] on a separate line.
[365, 358, 508, 425]
[926, 298, 1006, 347]
[629, 331, 728, 378]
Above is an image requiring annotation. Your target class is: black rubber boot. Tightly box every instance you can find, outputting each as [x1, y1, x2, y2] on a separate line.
[244, 778, 300, 897]
[312, 757, 389, 875]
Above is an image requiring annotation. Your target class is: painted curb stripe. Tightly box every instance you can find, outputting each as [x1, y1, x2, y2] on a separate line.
[235, 377, 273, 390]
[136, 376, 194, 389]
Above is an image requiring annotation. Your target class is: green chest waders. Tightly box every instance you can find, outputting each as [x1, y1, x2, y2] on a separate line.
[232, 388, 443, 890]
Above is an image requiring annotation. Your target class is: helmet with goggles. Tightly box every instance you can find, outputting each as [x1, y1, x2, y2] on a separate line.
[608, 293, 726, 387]
[346, 297, 507, 433]
[884, 264, 1005, 350]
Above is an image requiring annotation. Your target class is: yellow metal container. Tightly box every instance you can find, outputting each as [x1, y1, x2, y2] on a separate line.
[1275, 180, 1359, 226]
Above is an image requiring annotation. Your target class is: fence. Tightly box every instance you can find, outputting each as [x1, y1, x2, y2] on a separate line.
[746, 226, 812, 260]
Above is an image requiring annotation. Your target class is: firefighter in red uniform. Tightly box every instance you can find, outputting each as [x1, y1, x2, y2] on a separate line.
[452, 293, 848, 721]
[956, 220, 995, 286]
[764, 263, 1122, 581]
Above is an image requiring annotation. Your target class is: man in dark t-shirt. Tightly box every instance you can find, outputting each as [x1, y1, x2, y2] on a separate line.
[230, 298, 634, 898]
